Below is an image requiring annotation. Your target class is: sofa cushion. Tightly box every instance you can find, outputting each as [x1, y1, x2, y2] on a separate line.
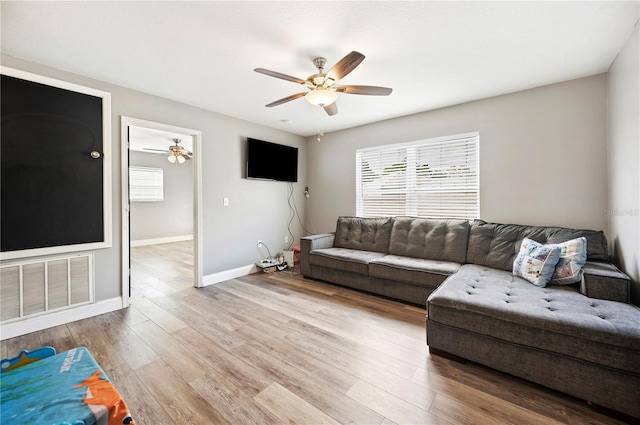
[369, 255, 461, 287]
[309, 248, 386, 276]
[334, 216, 393, 253]
[466, 220, 608, 271]
[512, 238, 562, 287]
[388, 217, 469, 263]
[549, 237, 587, 285]
[428, 265, 640, 373]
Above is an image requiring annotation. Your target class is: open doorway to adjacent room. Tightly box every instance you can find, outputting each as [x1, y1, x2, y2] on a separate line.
[120, 117, 203, 306]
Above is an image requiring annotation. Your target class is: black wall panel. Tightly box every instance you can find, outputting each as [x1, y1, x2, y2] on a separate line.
[1, 74, 104, 252]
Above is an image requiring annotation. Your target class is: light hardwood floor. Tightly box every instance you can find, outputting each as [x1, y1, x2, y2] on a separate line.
[1, 241, 626, 424]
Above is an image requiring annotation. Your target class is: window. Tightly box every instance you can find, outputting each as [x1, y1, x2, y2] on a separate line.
[129, 166, 164, 202]
[356, 133, 479, 219]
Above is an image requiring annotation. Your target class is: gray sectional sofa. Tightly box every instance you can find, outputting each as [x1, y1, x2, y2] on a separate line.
[300, 216, 640, 419]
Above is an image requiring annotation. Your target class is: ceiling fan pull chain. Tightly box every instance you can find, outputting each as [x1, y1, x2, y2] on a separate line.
[317, 106, 324, 142]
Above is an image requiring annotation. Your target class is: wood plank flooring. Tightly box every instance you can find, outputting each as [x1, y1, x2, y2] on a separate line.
[1, 241, 627, 424]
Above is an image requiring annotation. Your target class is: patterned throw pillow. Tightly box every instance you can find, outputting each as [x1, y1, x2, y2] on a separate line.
[513, 238, 562, 287]
[549, 237, 587, 284]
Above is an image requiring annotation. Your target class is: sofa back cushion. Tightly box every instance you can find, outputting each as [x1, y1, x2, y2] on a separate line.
[388, 217, 470, 263]
[466, 220, 608, 271]
[334, 216, 393, 253]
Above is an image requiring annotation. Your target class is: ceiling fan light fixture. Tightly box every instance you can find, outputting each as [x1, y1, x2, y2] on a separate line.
[257, 51, 391, 115]
[305, 89, 337, 107]
[167, 154, 177, 164]
[177, 155, 186, 164]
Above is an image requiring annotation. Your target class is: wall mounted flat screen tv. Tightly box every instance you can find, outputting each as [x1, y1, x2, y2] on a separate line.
[246, 138, 298, 182]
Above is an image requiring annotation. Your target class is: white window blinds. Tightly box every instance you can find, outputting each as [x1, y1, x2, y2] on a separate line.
[356, 133, 479, 219]
[129, 166, 164, 202]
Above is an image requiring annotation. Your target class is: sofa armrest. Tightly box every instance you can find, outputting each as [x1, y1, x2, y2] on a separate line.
[300, 233, 335, 276]
[580, 261, 630, 303]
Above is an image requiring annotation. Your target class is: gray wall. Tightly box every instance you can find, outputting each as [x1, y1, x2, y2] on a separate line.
[129, 151, 194, 242]
[607, 20, 639, 305]
[306, 75, 609, 236]
[2, 54, 307, 301]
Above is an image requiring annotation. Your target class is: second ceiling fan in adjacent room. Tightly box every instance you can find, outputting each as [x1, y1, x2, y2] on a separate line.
[143, 138, 192, 164]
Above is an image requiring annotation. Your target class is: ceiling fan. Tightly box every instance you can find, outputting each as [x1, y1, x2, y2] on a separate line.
[255, 51, 392, 116]
[143, 138, 192, 164]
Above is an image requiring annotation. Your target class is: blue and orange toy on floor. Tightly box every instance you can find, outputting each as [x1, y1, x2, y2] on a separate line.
[1, 346, 134, 425]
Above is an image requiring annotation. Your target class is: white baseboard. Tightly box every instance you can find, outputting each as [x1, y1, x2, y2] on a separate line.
[201, 263, 258, 287]
[0, 297, 123, 341]
[131, 235, 193, 247]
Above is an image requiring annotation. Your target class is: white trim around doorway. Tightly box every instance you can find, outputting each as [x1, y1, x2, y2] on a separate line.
[120, 116, 204, 308]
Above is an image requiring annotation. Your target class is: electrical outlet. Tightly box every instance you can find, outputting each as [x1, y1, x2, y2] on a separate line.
[257, 240, 263, 248]
[284, 235, 289, 243]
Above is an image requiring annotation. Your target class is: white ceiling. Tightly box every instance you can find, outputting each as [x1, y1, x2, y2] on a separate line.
[2, 2, 638, 137]
[128, 125, 193, 154]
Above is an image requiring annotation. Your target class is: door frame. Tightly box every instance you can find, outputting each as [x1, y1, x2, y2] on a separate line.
[120, 116, 203, 307]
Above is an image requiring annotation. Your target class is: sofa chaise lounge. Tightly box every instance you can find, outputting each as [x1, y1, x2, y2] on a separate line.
[300, 216, 640, 418]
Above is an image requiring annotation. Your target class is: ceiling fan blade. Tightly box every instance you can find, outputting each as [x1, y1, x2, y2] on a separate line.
[254, 68, 306, 85]
[142, 148, 169, 153]
[323, 102, 338, 116]
[326, 51, 365, 82]
[335, 85, 392, 96]
[265, 92, 307, 107]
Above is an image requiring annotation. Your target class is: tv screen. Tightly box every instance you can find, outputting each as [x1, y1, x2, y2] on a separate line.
[246, 138, 298, 182]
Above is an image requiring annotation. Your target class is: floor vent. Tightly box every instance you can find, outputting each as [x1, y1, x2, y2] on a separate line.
[1, 253, 94, 323]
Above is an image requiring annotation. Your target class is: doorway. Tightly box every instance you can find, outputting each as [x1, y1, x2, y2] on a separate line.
[120, 116, 203, 307]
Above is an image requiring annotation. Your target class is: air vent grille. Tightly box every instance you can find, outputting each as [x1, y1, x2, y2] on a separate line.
[1, 253, 94, 323]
